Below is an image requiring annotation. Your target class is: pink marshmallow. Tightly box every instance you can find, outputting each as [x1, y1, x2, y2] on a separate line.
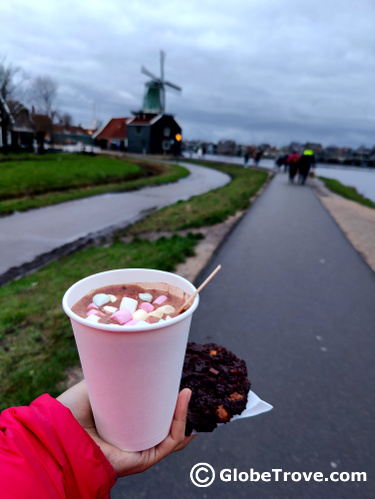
[86, 309, 105, 317]
[140, 302, 154, 313]
[111, 309, 132, 325]
[87, 303, 99, 310]
[126, 319, 139, 326]
[153, 295, 168, 306]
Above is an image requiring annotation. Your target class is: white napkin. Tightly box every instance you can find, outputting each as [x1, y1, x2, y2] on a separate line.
[191, 390, 273, 434]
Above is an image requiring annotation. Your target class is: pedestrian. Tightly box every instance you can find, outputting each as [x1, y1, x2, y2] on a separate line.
[275, 153, 288, 172]
[254, 150, 263, 165]
[244, 151, 250, 167]
[298, 149, 316, 184]
[0, 380, 194, 498]
[286, 151, 301, 183]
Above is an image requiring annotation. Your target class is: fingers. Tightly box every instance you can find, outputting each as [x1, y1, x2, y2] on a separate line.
[154, 387, 193, 460]
[169, 388, 192, 443]
[57, 380, 94, 428]
[173, 433, 196, 452]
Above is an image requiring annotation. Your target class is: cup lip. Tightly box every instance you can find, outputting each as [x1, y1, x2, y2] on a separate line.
[62, 268, 199, 332]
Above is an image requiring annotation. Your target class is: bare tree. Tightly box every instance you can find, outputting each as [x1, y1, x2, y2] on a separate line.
[30, 75, 58, 120]
[59, 112, 73, 127]
[0, 57, 27, 152]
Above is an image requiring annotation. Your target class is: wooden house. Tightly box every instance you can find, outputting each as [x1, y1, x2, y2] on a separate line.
[127, 112, 182, 155]
[94, 117, 132, 151]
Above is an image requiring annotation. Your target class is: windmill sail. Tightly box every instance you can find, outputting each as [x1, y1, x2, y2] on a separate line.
[141, 51, 181, 114]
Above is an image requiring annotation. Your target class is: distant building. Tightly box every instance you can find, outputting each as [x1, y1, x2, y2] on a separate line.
[8, 101, 35, 151]
[217, 140, 236, 155]
[127, 113, 182, 155]
[31, 112, 53, 153]
[53, 124, 92, 146]
[94, 117, 132, 151]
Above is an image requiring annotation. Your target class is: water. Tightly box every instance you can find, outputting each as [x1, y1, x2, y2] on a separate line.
[183, 152, 375, 203]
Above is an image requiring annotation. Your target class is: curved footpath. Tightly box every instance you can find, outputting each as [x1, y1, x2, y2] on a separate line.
[112, 169, 375, 499]
[0, 162, 230, 285]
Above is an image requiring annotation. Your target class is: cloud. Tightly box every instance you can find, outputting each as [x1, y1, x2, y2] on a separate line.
[1, 0, 374, 147]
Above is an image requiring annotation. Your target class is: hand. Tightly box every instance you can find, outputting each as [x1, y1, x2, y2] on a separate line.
[57, 380, 195, 477]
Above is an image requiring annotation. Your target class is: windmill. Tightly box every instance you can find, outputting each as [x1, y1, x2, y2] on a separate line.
[141, 50, 181, 114]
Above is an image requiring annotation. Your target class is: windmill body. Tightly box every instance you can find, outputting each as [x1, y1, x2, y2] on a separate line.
[126, 51, 183, 155]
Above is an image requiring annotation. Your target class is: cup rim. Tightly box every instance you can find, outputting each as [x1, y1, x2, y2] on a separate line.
[62, 268, 199, 332]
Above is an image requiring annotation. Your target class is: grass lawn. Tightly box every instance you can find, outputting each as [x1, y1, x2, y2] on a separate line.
[0, 234, 201, 410]
[123, 161, 269, 234]
[0, 160, 269, 409]
[0, 153, 189, 215]
[319, 176, 375, 210]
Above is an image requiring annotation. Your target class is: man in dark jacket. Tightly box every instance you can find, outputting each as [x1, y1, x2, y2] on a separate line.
[298, 149, 316, 184]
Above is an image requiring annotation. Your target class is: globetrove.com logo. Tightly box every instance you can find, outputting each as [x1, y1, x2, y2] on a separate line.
[190, 463, 367, 488]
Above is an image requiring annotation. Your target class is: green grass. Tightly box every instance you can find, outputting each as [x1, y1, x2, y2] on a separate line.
[123, 162, 269, 234]
[319, 176, 375, 210]
[0, 160, 269, 409]
[0, 233, 201, 410]
[0, 153, 189, 215]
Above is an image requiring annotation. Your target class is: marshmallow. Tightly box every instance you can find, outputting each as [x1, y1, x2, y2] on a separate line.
[149, 309, 164, 319]
[103, 305, 118, 314]
[139, 292, 152, 302]
[86, 314, 100, 323]
[153, 295, 168, 306]
[87, 302, 99, 310]
[140, 302, 154, 313]
[120, 297, 138, 313]
[132, 309, 149, 321]
[157, 305, 175, 315]
[86, 309, 105, 317]
[111, 309, 132, 325]
[93, 293, 110, 307]
[126, 319, 139, 326]
[108, 294, 117, 303]
[136, 320, 149, 327]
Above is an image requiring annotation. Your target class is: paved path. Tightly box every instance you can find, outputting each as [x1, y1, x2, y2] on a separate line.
[112, 173, 375, 498]
[0, 162, 230, 282]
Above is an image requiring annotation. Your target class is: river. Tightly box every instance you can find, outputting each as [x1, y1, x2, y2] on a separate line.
[183, 152, 375, 203]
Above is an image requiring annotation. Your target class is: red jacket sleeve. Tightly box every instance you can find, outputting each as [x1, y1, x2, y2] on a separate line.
[0, 394, 117, 498]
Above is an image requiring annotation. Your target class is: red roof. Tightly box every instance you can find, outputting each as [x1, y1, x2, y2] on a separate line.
[95, 118, 131, 140]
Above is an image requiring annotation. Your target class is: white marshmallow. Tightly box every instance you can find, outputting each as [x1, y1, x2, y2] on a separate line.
[93, 293, 110, 307]
[139, 292, 153, 302]
[86, 314, 100, 323]
[103, 305, 118, 314]
[120, 297, 138, 313]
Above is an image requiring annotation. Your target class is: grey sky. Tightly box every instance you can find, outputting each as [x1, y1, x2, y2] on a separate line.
[1, 0, 374, 147]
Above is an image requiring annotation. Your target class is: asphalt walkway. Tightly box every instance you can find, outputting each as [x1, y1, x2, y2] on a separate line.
[0, 162, 230, 283]
[112, 173, 375, 498]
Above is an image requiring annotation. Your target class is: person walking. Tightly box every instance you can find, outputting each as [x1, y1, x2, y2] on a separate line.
[254, 150, 263, 165]
[286, 151, 301, 183]
[275, 153, 289, 172]
[244, 151, 250, 167]
[298, 149, 316, 184]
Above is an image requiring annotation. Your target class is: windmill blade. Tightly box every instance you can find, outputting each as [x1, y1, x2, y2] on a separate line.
[164, 80, 182, 92]
[141, 66, 160, 82]
[160, 50, 165, 81]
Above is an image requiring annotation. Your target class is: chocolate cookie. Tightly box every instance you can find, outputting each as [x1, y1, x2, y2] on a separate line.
[180, 342, 251, 434]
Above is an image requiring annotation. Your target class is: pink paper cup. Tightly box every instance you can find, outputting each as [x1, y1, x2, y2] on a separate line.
[62, 268, 199, 451]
